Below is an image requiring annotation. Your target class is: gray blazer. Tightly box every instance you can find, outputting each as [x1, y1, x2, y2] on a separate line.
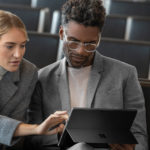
[0, 59, 38, 146]
[29, 51, 148, 150]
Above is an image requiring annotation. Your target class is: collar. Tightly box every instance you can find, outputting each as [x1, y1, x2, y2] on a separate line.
[57, 51, 104, 75]
[0, 66, 7, 80]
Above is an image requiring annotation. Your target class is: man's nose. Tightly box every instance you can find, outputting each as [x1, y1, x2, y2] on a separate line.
[76, 43, 85, 54]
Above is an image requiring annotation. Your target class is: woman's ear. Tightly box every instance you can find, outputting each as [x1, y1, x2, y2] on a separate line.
[59, 25, 64, 40]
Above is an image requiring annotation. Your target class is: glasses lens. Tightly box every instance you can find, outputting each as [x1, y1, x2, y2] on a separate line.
[85, 44, 96, 51]
[67, 40, 97, 52]
[68, 41, 79, 50]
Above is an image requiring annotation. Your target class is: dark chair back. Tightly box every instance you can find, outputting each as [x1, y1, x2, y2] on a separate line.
[0, 0, 31, 6]
[109, 0, 150, 17]
[34, 0, 67, 32]
[97, 38, 150, 78]
[0, 4, 49, 32]
[25, 31, 59, 68]
[129, 17, 150, 42]
[102, 15, 127, 39]
[36, 0, 66, 13]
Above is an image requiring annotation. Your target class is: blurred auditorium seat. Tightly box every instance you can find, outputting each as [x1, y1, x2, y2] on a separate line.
[32, 0, 67, 33]
[109, 0, 150, 17]
[0, 0, 31, 6]
[33, 0, 66, 13]
[128, 16, 150, 42]
[97, 38, 150, 79]
[25, 31, 59, 68]
[102, 15, 127, 39]
[0, 4, 49, 32]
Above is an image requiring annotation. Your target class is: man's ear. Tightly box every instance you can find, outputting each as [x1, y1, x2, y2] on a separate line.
[59, 25, 64, 40]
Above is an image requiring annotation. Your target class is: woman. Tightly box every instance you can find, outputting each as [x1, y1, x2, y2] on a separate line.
[0, 10, 67, 150]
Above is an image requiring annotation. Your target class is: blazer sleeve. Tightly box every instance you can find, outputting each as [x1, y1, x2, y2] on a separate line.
[124, 66, 148, 150]
[0, 115, 21, 146]
[0, 66, 38, 146]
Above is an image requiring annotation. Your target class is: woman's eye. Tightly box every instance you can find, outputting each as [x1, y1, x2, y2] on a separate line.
[20, 44, 26, 48]
[6, 45, 13, 49]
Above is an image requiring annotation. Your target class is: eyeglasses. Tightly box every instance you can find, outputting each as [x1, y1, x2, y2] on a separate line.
[64, 31, 100, 53]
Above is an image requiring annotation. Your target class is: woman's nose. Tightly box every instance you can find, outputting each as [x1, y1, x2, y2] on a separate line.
[13, 48, 22, 58]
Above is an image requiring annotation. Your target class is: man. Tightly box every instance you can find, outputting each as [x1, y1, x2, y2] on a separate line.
[28, 0, 148, 150]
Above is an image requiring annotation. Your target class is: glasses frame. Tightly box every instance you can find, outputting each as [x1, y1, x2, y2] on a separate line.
[64, 31, 100, 53]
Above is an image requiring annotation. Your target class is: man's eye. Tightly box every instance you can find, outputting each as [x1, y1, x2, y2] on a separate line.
[86, 42, 96, 45]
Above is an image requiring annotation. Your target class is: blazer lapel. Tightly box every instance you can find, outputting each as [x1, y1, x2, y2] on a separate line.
[87, 52, 104, 107]
[0, 69, 20, 111]
[57, 58, 71, 112]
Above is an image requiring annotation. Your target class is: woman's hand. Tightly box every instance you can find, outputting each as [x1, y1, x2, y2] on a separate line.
[14, 111, 68, 137]
[35, 111, 68, 135]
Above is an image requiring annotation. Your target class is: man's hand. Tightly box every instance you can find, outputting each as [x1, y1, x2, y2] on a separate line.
[109, 144, 135, 150]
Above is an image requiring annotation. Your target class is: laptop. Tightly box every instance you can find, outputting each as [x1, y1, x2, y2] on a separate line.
[58, 108, 138, 148]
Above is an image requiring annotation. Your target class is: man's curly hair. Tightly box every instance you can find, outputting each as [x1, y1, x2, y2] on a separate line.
[61, 0, 106, 31]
